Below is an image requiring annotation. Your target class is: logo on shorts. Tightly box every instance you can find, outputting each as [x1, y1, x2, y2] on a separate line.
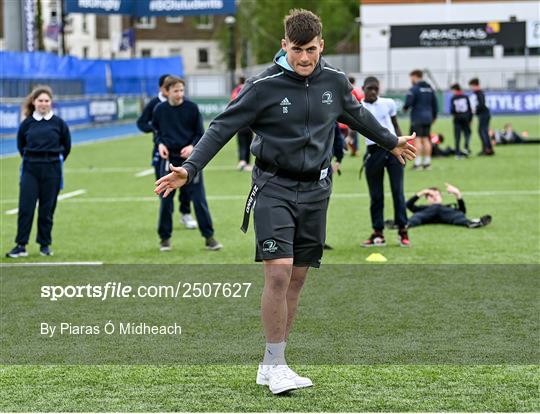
[262, 239, 278, 253]
[322, 91, 333, 104]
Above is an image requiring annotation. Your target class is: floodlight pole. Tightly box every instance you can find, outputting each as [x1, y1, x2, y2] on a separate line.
[225, 15, 237, 92]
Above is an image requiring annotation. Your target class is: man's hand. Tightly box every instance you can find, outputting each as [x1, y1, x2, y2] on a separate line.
[155, 165, 188, 198]
[180, 145, 194, 159]
[390, 133, 417, 165]
[332, 161, 341, 174]
[158, 143, 169, 159]
[445, 182, 462, 199]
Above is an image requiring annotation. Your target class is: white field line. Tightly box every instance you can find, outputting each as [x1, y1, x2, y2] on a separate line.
[1, 262, 103, 267]
[58, 189, 87, 200]
[134, 168, 155, 177]
[4, 189, 86, 215]
[58, 165, 239, 173]
[2, 189, 539, 206]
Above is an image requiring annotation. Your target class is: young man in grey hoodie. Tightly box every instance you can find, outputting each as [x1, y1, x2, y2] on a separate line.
[155, 9, 416, 395]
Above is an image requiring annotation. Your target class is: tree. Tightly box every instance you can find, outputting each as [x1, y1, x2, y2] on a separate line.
[218, 0, 360, 68]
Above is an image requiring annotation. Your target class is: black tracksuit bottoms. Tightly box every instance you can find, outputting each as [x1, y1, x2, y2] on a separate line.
[453, 118, 471, 153]
[16, 159, 62, 246]
[152, 145, 191, 215]
[478, 112, 493, 152]
[408, 205, 469, 227]
[237, 127, 253, 164]
[364, 145, 407, 231]
[157, 157, 214, 240]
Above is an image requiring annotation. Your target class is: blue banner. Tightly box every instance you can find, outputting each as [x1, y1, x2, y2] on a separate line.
[135, 0, 235, 16]
[64, 0, 134, 15]
[54, 100, 91, 126]
[444, 90, 540, 115]
[0, 105, 21, 135]
[64, 0, 235, 15]
[89, 99, 118, 122]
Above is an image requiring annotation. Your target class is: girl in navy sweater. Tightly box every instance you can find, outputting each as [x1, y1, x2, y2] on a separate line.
[6, 86, 71, 258]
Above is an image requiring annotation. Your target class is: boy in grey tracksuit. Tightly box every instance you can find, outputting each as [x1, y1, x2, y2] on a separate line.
[155, 9, 415, 395]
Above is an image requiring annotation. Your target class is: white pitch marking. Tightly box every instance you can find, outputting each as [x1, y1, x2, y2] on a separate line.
[135, 168, 155, 177]
[57, 189, 87, 201]
[1, 262, 103, 267]
[4, 189, 86, 215]
[2, 189, 539, 206]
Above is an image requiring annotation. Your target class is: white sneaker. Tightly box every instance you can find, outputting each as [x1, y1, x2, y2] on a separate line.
[257, 364, 312, 393]
[181, 214, 197, 229]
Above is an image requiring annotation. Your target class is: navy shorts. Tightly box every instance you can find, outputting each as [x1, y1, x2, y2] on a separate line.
[410, 123, 431, 138]
[253, 193, 329, 268]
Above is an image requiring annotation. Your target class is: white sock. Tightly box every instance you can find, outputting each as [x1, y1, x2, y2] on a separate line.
[424, 156, 431, 165]
[262, 341, 286, 365]
[414, 156, 422, 166]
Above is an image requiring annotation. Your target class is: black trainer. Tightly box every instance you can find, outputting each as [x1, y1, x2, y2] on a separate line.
[160, 239, 172, 251]
[6, 245, 28, 258]
[205, 237, 223, 251]
[362, 232, 386, 247]
[468, 215, 492, 228]
[40, 246, 53, 256]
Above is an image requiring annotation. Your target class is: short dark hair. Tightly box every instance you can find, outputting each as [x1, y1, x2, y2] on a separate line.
[238, 76, 246, 84]
[450, 83, 461, 91]
[429, 187, 441, 194]
[469, 78, 480, 86]
[410, 69, 423, 78]
[284, 9, 322, 45]
[348, 76, 356, 84]
[159, 74, 170, 87]
[163, 76, 185, 91]
[363, 76, 379, 87]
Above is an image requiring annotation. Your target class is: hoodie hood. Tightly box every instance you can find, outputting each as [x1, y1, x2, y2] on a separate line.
[273, 48, 323, 81]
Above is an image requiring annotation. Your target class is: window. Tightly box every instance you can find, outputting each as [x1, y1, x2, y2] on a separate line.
[82, 46, 89, 58]
[198, 48, 209, 65]
[82, 15, 88, 33]
[527, 47, 540, 56]
[135, 17, 156, 29]
[166, 16, 184, 23]
[504, 47, 525, 56]
[469, 46, 494, 57]
[141, 49, 152, 57]
[169, 48, 181, 56]
[196, 15, 213, 29]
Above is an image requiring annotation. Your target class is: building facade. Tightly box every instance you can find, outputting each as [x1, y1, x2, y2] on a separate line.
[0, 0, 228, 75]
[361, 0, 540, 90]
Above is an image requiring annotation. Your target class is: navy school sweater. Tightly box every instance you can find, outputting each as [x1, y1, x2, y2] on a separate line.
[152, 100, 204, 158]
[17, 115, 71, 161]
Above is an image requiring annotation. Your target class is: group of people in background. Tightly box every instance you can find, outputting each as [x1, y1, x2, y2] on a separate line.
[6, 68, 499, 258]
[449, 77, 494, 157]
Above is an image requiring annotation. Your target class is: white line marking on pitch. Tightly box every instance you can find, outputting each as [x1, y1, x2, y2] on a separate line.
[58, 189, 87, 200]
[135, 168, 155, 177]
[2, 189, 539, 207]
[1, 262, 103, 267]
[4, 189, 86, 215]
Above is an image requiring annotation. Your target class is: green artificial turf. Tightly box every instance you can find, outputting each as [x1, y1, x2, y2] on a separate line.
[0, 115, 539, 411]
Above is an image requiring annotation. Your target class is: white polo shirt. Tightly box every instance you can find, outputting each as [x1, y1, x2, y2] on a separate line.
[361, 97, 397, 146]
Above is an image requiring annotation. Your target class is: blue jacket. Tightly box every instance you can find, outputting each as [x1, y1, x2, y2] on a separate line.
[404, 80, 438, 125]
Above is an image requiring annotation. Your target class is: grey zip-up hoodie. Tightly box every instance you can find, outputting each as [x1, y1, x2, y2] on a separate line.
[183, 50, 398, 202]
